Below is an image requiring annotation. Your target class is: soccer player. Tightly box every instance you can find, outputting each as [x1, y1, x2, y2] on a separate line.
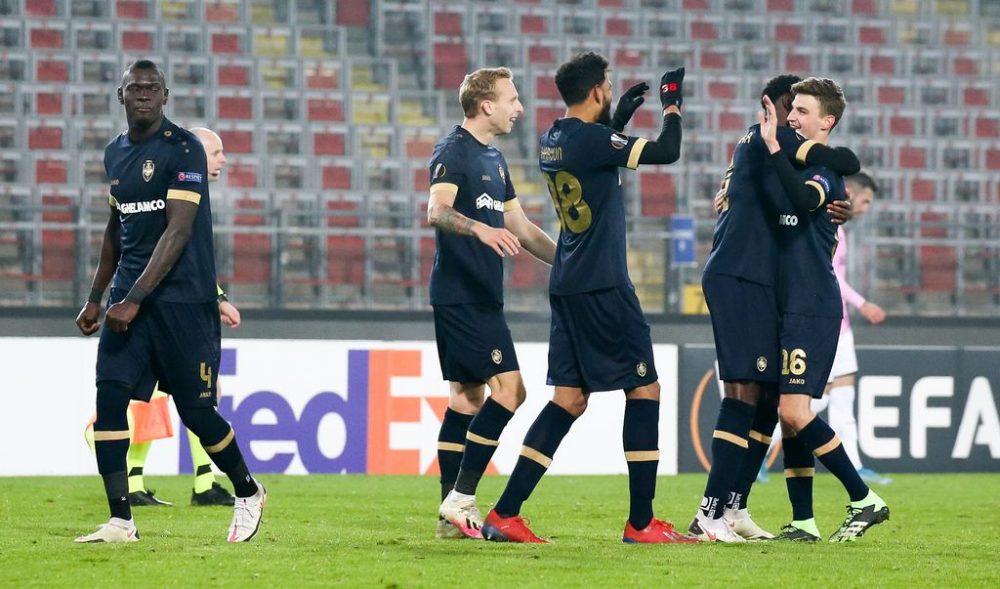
[481, 52, 695, 544]
[692, 75, 861, 542]
[818, 171, 891, 485]
[760, 78, 890, 542]
[86, 126, 240, 509]
[74, 60, 265, 543]
[428, 67, 557, 539]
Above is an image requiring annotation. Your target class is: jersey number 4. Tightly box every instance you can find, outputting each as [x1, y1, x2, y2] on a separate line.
[545, 171, 592, 233]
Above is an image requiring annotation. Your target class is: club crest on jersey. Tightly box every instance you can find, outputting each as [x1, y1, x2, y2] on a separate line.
[475, 193, 504, 212]
[433, 163, 447, 179]
[491, 349, 503, 365]
[756, 356, 768, 372]
[636, 361, 648, 377]
[142, 160, 154, 182]
[610, 133, 628, 150]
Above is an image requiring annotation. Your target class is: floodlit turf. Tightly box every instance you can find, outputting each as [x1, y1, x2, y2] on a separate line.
[1, 473, 997, 587]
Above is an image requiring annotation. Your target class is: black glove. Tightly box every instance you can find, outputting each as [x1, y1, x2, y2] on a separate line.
[659, 67, 685, 109]
[610, 82, 649, 132]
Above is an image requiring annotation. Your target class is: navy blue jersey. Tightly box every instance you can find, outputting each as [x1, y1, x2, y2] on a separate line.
[104, 118, 216, 303]
[428, 126, 517, 306]
[775, 164, 845, 317]
[704, 125, 811, 286]
[539, 118, 647, 295]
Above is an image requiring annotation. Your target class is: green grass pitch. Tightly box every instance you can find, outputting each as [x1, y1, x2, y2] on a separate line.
[1, 473, 997, 587]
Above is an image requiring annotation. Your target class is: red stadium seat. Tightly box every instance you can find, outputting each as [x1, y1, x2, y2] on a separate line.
[217, 64, 251, 86]
[774, 23, 802, 43]
[27, 0, 57, 16]
[211, 32, 242, 54]
[951, 55, 979, 76]
[433, 42, 468, 89]
[683, 0, 710, 9]
[36, 92, 63, 115]
[527, 43, 556, 64]
[36, 157, 68, 184]
[307, 98, 344, 122]
[205, 2, 239, 22]
[919, 245, 956, 292]
[313, 130, 346, 156]
[29, 125, 63, 150]
[767, 0, 793, 11]
[605, 17, 632, 37]
[784, 50, 812, 72]
[858, 24, 887, 45]
[898, 144, 927, 169]
[535, 74, 561, 101]
[41, 193, 76, 281]
[36, 59, 69, 83]
[986, 147, 1000, 171]
[868, 53, 897, 75]
[336, 0, 370, 27]
[700, 49, 729, 70]
[707, 79, 737, 100]
[962, 85, 990, 107]
[910, 177, 936, 201]
[117, 1, 148, 19]
[852, 0, 877, 14]
[321, 164, 352, 189]
[536, 106, 563, 135]
[877, 84, 906, 105]
[219, 129, 253, 154]
[433, 11, 464, 36]
[231, 196, 271, 272]
[30, 28, 64, 49]
[520, 14, 549, 35]
[217, 95, 253, 120]
[689, 20, 718, 41]
[405, 135, 435, 159]
[306, 67, 338, 89]
[226, 163, 257, 188]
[889, 113, 917, 136]
[976, 114, 1000, 138]
[326, 200, 364, 285]
[639, 171, 677, 218]
[120, 30, 153, 51]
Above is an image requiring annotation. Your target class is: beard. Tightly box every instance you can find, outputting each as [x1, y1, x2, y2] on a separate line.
[597, 100, 612, 126]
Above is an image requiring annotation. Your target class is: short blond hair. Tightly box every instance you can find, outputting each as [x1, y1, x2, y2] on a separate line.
[791, 77, 846, 130]
[459, 67, 512, 118]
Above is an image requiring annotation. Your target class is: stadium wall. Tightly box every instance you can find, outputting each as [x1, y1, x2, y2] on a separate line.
[1, 313, 997, 476]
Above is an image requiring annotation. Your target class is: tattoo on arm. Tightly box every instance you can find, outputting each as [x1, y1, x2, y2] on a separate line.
[431, 204, 477, 236]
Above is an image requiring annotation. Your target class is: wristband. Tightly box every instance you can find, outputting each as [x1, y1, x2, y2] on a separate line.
[218, 292, 229, 304]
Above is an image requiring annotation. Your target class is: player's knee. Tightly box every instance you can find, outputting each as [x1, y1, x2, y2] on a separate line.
[777, 404, 812, 432]
[176, 405, 231, 446]
[554, 393, 588, 417]
[489, 382, 526, 411]
[94, 381, 131, 431]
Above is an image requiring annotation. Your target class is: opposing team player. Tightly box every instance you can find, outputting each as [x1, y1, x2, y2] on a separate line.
[428, 67, 556, 539]
[74, 60, 265, 543]
[482, 52, 696, 544]
[692, 75, 861, 542]
[819, 171, 892, 486]
[761, 78, 890, 542]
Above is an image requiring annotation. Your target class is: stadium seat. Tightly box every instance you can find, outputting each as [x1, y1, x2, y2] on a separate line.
[41, 192, 77, 282]
[35, 156, 68, 184]
[321, 161, 353, 190]
[876, 82, 907, 105]
[868, 51, 899, 75]
[117, 1, 149, 19]
[898, 143, 928, 169]
[325, 198, 365, 287]
[639, 171, 678, 218]
[29, 26, 64, 50]
[773, 21, 803, 43]
[950, 54, 980, 76]
[27, 0, 58, 16]
[33, 90, 63, 116]
[306, 97, 344, 122]
[919, 245, 957, 292]
[336, 0, 371, 27]
[767, 0, 794, 11]
[254, 28, 292, 57]
[404, 131, 436, 159]
[604, 16, 634, 38]
[526, 40, 557, 65]
[986, 146, 1000, 171]
[535, 105, 563, 136]
[889, 111, 920, 136]
[961, 82, 992, 107]
[226, 160, 258, 188]
[217, 93, 254, 120]
[433, 42, 469, 89]
[689, 18, 720, 41]
[28, 124, 63, 150]
[433, 10, 464, 36]
[211, 30, 244, 54]
[312, 127, 347, 156]
[519, 13, 550, 35]
[974, 113, 999, 138]
[36, 58, 70, 83]
[231, 196, 272, 285]
[305, 62, 339, 89]
[857, 22, 888, 45]
[535, 72, 561, 101]
[120, 28, 154, 52]
[851, 0, 877, 14]
[216, 61, 251, 86]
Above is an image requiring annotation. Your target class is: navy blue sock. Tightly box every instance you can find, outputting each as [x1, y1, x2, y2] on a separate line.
[455, 398, 514, 495]
[493, 402, 576, 518]
[782, 434, 815, 521]
[797, 417, 870, 502]
[180, 405, 257, 498]
[700, 398, 755, 518]
[94, 381, 132, 521]
[730, 401, 779, 510]
[437, 408, 474, 501]
[623, 399, 659, 530]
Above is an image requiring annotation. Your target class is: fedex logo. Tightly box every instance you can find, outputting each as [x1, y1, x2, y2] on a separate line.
[179, 346, 488, 475]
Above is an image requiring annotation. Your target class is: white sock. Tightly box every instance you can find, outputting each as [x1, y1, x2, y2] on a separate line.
[828, 385, 862, 468]
[810, 396, 829, 414]
[448, 489, 475, 502]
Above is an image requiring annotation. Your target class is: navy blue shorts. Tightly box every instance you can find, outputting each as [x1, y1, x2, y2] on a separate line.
[778, 312, 840, 398]
[702, 273, 779, 384]
[96, 291, 221, 408]
[547, 284, 657, 392]
[433, 302, 519, 383]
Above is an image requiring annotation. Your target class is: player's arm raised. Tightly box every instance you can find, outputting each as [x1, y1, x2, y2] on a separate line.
[760, 96, 830, 212]
[636, 67, 684, 165]
[75, 202, 121, 336]
[104, 198, 200, 333]
[504, 201, 556, 265]
[427, 187, 520, 257]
